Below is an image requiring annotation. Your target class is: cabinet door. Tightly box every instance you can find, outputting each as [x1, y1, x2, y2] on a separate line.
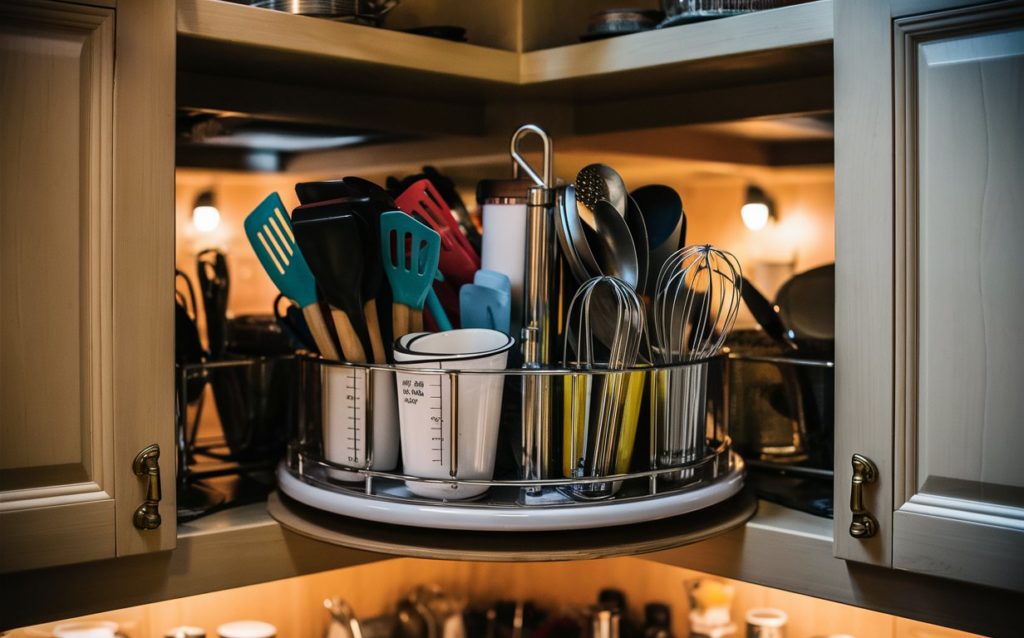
[0, 0, 175, 572]
[836, 0, 1024, 591]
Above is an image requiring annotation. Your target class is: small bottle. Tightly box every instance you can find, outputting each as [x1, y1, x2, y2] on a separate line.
[643, 603, 673, 638]
[684, 579, 736, 638]
[744, 609, 787, 638]
[598, 588, 636, 638]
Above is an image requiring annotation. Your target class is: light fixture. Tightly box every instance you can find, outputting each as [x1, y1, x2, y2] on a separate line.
[741, 185, 776, 231]
[192, 189, 221, 233]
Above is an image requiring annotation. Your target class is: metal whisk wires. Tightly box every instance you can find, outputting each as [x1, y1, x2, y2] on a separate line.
[653, 244, 742, 364]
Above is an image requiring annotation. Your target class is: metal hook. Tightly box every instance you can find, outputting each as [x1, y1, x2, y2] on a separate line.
[510, 124, 553, 189]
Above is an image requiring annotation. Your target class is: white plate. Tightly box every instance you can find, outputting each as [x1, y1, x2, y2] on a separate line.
[276, 455, 744, 532]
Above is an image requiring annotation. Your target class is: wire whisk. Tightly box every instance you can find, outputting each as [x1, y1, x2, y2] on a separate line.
[562, 276, 649, 499]
[653, 244, 742, 363]
[651, 245, 742, 480]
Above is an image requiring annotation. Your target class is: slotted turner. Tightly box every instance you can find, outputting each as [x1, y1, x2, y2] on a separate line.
[243, 192, 338, 359]
[395, 178, 479, 286]
[379, 211, 441, 338]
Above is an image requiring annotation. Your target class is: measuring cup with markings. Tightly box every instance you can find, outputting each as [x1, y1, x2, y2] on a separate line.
[393, 329, 514, 499]
[323, 366, 399, 481]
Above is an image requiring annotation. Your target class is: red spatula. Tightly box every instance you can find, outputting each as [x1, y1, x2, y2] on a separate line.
[395, 178, 479, 286]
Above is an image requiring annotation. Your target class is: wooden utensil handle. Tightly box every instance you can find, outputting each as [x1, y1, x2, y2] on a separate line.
[331, 309, 368, 363]
[302, 304, 340, 360]
[409, 309, 424, 333]
[364, 298, 387, 364]
[392, 303, 410, 340]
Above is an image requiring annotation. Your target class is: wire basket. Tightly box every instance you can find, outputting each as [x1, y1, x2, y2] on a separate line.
[285, 354, 737, 509]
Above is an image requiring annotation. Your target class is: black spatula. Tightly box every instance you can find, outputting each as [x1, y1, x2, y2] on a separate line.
[292, 210, 370, 363]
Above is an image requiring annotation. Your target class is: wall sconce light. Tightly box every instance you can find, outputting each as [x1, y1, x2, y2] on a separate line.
[192, 190, 221, 233]
[741, 185, 776, 231]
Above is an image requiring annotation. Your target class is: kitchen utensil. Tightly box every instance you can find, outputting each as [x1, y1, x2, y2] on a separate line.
[623, 196, 650, 295]
[659, 0, 780, 27]
[775, 263, 835, 342]
[295, 177, 396, 207]
[511, 124, 556, 488]
[197, 248, 230, 357]
[380, 211, 442, 338]
[394, 329, 514, 499]
[391, 166, 482, 255]
[395, 178, 479, 286]
[426, 271, 453, 331]
[460, 268, 512, 333]
[292, 197, 389, 363]
[243, 192, 339, 360]
[576, 163, 628, 218]
[740, 276, 796, 350]
[585, 200, 640, 290]
[459, 284, 508, 333]
[291, 212, 370, 363]
[175, 270, 208, 405]
[562, 276, 647, 499]
[652, 245, 741, 478]
[554, 184, 601, 283]
[325, 597, 363, 638]
[631, 185, 684, 295]
[217, 621, 277, 638]
[274, 293, 318, 352]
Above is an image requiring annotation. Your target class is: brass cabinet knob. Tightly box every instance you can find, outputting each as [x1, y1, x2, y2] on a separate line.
[132, 443, 162, 530]
[849, 453, 878, 538]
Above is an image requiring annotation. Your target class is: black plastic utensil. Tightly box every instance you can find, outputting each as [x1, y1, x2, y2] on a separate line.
[631, 184, 685, 292]
[741, 276, 797, 351]
[295, 177, 396, 208]
[291, 210, 370, 363]
[293, 196, 391, 363]
[197, 249, 230, 358]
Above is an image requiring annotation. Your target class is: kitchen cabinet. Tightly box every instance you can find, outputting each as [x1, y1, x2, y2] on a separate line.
[1, 0, 1021, 633]
[835, 0, 1024, 591]
[0, 0, 175, 572]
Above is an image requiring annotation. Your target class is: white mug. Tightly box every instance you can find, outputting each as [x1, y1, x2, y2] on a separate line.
[217, 621, 276, 638]
[322, 366, 399, 482]
[394, 329, 514, 499]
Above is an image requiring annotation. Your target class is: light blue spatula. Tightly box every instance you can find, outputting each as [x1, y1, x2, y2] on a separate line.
[460, 270, 512, 334]
[243, 192, 338, 359]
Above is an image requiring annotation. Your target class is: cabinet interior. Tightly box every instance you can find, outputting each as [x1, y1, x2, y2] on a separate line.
[9, 557, 976, 638]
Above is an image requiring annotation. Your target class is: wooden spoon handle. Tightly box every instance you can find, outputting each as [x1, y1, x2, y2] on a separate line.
[331, 308, 368, 363]
[409, 308, 424, 333]
[363, 298, 387, 364]
[392, 303, 410, 340]
[302, 303, 340, 360]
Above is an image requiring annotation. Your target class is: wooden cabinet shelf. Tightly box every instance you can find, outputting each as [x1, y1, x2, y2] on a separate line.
[177, 0, 834, 136]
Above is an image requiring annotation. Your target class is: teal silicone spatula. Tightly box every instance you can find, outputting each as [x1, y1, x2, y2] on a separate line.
[243, 192, 339, 359]
[379, 211, 441, 339]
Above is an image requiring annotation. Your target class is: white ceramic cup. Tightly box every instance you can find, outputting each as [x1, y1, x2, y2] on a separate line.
[322, 366, 399, 482]
[53, 622, 118, 638]
[393, 329, 514, 500]
[217, 621, 276, 638]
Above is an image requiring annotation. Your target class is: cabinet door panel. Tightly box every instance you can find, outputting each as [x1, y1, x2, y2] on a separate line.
[0, 0, 175, 571]
[0, 0, 117, 571]
[893, 2, 1024, 590]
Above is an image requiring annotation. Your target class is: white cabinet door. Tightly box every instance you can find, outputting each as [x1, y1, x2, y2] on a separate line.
[0, 0, 175, 572]
[836, 0, 1024, 591]
[891, 2, 1024, 591]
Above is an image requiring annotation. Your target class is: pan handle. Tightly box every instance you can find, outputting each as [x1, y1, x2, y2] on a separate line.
[510, 124, 553, 189]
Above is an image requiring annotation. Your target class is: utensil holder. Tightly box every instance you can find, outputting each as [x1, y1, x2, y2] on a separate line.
[287, 355, 735, 509]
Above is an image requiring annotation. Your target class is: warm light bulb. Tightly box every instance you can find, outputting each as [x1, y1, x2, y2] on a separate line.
[741, 202, 770, 231]
[192, 205, 221, 232]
